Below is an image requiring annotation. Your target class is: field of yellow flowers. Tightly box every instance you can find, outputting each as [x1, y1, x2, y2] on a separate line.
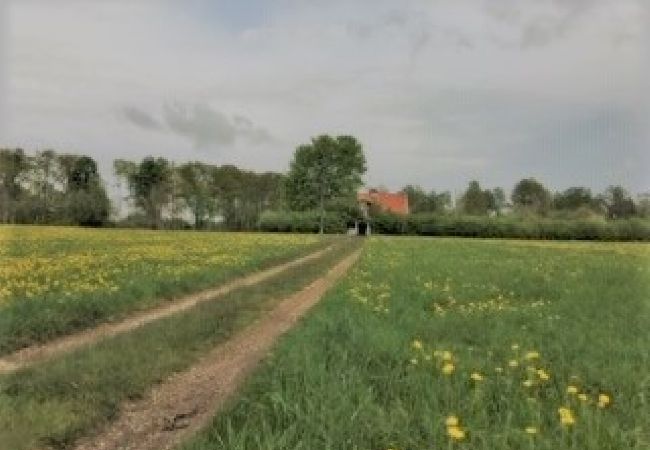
[182, 237, 650, 450]
[0, 225, 322, 354]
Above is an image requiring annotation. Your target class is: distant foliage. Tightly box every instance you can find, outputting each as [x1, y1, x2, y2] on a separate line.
[0, 148, 109, 226]
[259, 210, 347, 234]
[369, 213, 650, 241]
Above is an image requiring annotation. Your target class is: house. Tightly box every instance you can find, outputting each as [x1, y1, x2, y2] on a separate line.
[357, 189, 410, 216]
[350, 189, 409, 236]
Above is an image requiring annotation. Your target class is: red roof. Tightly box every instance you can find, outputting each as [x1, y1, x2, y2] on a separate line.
[358, 190, 409, 215]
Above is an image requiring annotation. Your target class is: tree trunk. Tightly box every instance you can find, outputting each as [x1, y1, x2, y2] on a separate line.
[319, 184, 325, 235]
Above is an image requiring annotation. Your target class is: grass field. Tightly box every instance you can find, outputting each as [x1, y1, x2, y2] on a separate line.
[0, 238, 360, 450]
[182, 237, 650, 450]
[0, 226, 324, 354]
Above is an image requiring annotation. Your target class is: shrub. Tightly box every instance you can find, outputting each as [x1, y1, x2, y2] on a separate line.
[373, 214, 650, 241]
[260, 210, 347, 234]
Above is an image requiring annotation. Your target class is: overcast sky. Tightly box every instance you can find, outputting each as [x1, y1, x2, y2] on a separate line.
[1, 0, 648, 195]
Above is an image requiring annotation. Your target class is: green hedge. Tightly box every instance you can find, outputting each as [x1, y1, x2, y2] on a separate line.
[260, 210, 650, 240]
[260, 210, 348, 233]
[370, 213, 650, 241]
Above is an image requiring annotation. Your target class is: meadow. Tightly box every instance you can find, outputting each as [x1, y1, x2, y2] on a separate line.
[0, 238, 360, 450]
[182, 237, 650, 450]
[0, 226, 324, 353]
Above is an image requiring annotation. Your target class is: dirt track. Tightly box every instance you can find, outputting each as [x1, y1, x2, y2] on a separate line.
[0, 246, 331, 375]
[71, 248, 360, 450]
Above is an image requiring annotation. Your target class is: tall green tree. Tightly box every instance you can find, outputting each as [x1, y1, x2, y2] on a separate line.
[600, 185, 636, 219]
[61, 155, 110, 226]
[115, 157, 172, 228]
[489, 187, 507, 216]
[285, 135, 366, 233]
[553, 187, 596, 211]
[402, 185, 451, 214]
[460, 180, 491, 215]
[177, 162, 217, 229]
[511, 178, 551, 215]
[0, 149, 30, 223]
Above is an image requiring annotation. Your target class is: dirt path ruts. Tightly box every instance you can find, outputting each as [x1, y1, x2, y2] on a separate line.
[71, 249, 361, 450]
[0, 247, 332, 375]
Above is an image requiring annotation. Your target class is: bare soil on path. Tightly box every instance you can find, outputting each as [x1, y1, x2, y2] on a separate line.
[70, 248, 361, 450]
[0, 247, 331, 375]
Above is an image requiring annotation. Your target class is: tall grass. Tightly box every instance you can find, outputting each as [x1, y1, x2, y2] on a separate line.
[181, 237, 650, 450]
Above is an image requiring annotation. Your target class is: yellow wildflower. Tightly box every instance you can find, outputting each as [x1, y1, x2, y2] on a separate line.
[446, 426, 466, 441]
[525, 426, 539, 435]
[412, 340, 423, 351]
[578, 393, 589, 402]
[597, 393, 611, 408]
[525, 351, 540, 361]
[445, 415, 459, 427]
[536, 369, 550, 381]
[442, 351, 453, 361]
[567, 385, 578, 395]
[470, 372, 484, 382]
[558, 407, 576, 426]
[442, 362, 455, 375]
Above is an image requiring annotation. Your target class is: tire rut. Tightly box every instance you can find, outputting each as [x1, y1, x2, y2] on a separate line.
[71, 249, 361, 450]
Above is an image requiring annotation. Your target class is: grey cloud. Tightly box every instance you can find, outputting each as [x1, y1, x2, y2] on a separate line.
[483, 0, 639, 48]
[121, 106, 162, 130]
[162, 102, 273, 149]
[347, 7, 472, 61]
[120, 103, 274, 150]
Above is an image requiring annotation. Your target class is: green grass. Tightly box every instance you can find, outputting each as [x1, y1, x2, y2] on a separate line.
[0, 226, 326, 354]
[0, 238, 360, 450]
[180, 237, 650, 450]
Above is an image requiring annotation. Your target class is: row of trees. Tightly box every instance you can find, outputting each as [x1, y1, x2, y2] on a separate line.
[2, 141, 648, 230]
[403, 179, 648, 220]
[0, 148, 285, 229]
[114, 157, 285, 229]
[0, 149, 110, 225]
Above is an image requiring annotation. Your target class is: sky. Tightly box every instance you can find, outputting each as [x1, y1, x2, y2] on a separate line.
[1, 0, 648, 197]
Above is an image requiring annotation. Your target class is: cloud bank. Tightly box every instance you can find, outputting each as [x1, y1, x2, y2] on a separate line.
[3, 0, 647, 194]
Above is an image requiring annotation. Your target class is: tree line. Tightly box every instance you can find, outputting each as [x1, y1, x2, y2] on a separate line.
[1, 140, 648, 231]
[0, 149, 284, 229]
[403, 178, 648, 220]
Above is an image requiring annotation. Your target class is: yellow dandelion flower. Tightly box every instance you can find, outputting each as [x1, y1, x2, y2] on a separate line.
[442, 362, 455, 375]
[525, 426, 539, 435]
[445, 415, 459, 427]
[442, 351, 453, 361]
[470, 372, 484, 382]
[578, 393, 589, 402]
[412, 340, 423, 350]
[558, 407, 576, 426]
[446, 426, 466, 441]
[567, 386, 579, 395]
[536, 369, 550, 381]
[597, 393, 611, 408]
[525, 351, 540, 361]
